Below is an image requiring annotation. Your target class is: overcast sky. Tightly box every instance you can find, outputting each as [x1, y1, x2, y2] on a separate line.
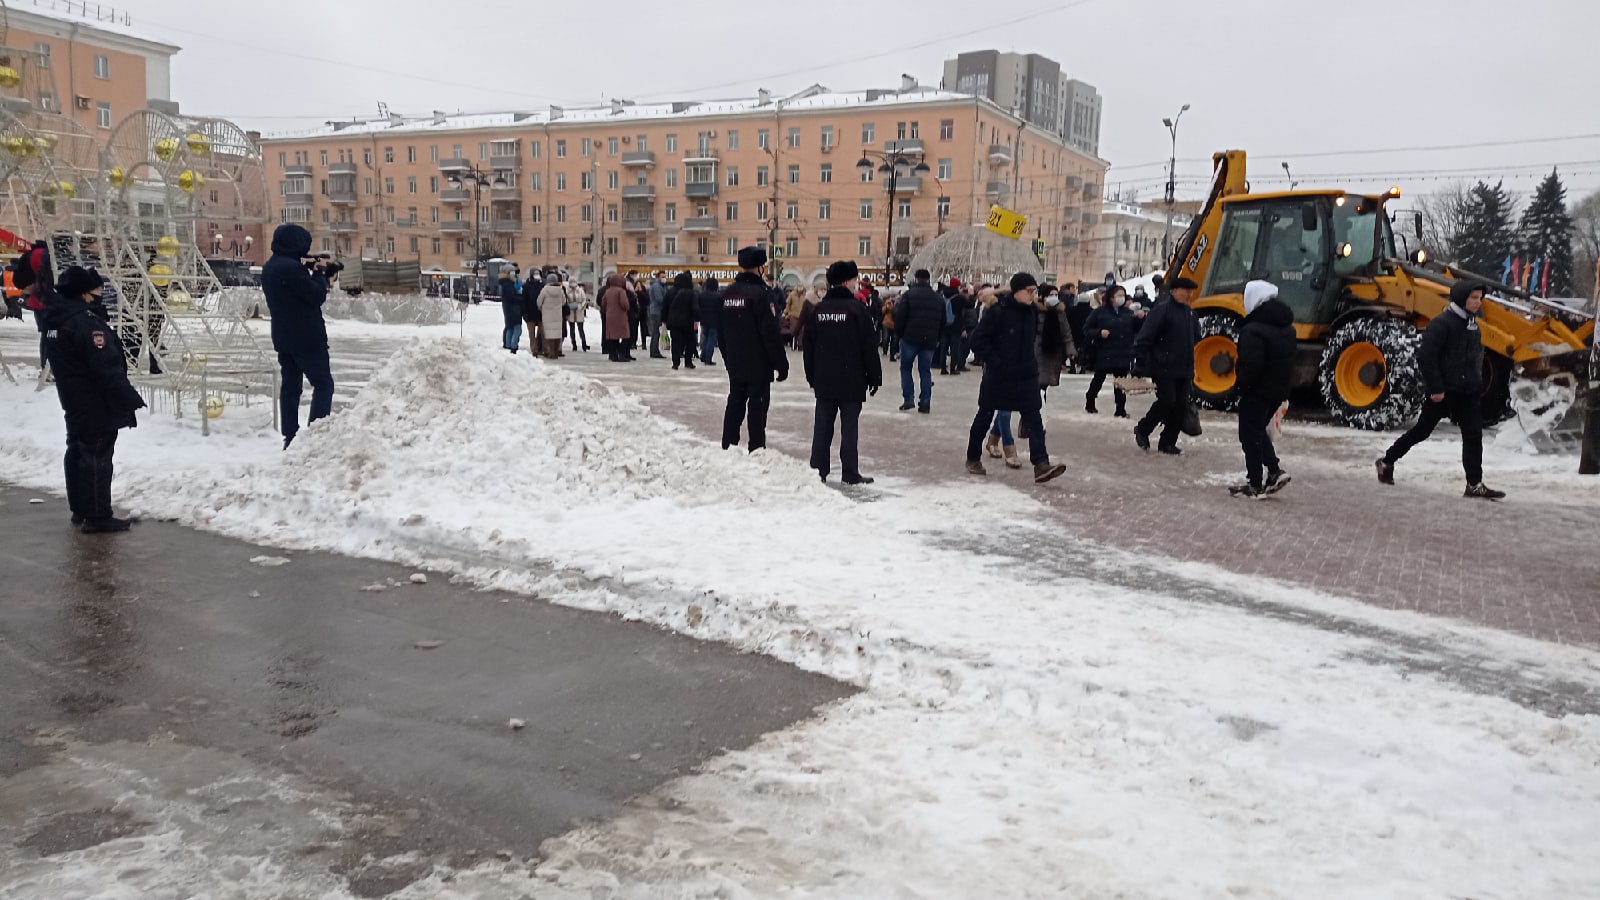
[110, 0, 1600, 204]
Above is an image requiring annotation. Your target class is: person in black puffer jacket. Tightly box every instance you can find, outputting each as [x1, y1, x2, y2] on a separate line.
[261, 223, 334, 448]
[801, 260, 882, 484]
[1231, 280, 1296, 496]
[1081, 284, 1144, 416]
[696, 277, 721, 365]
[893, 269, 945, 412]
[665, 271, 699, 370]
[1378, 279, 1503, 499]
[718, 247, 788, 451]
[1132, 276, 1200, 454]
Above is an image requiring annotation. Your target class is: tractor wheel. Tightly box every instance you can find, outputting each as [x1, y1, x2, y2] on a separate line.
[1318, 317, 1423, 430]
[1192, 312, 1242, 411]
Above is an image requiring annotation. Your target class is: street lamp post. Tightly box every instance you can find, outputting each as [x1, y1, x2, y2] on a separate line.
[858, 150, 930, 282]
[1161, 103, 1190, 267]
[447, 163, 507, 299]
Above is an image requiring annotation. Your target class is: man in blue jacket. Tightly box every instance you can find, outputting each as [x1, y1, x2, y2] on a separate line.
[964, 273, 1067, 484]
[262, 223, 335, 448]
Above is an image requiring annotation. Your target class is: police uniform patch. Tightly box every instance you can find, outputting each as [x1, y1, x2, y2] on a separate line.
[92, 331, 106, 349]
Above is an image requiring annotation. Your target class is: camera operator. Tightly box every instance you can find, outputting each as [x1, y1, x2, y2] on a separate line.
[262, 224, 337, 449]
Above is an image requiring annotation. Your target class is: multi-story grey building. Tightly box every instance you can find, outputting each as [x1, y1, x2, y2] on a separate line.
[942, 51, 1101, 158]
[1058, 78, 1101, 158]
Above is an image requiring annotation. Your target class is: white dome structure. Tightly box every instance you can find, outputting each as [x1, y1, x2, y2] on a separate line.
[907, 226, 1046, 286]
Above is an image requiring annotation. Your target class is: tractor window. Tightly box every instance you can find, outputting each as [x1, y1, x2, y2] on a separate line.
[1204, 206, 1262, 296]
[1332, 199, 1382, 277]
[1258, 202, 1327, 320]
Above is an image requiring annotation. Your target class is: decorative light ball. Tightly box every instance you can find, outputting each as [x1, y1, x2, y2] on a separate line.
[108, 166, 126, 187]
[0, 67, 20, 88]
[156, 234, 181, 257]
[185, 132, 211, 155]
[33, 134, 55, 153]
[148, 262, 173, 287]
[51, 180, 75, 199]
[3, 136, 26, 155]
[203, 395, 224, 418]
[165, 287, 192, 310]
[154, 137, 180, 161]
[177, 169, 203, 193]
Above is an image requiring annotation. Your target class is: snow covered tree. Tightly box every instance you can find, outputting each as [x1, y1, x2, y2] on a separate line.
[1570, 188, 1600, 301]
[1516, 169, 1576, 297]
[1451, 180, 1517, 278]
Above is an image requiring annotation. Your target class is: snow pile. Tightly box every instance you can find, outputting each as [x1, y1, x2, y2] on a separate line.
[206, 286, 455, 325]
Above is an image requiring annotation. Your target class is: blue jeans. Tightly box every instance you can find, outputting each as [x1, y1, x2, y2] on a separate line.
[700, 325, 719, 363]
[989, 411, 1014, 445]
[503, 320, 523, 351]
[899, 340, 934, 407]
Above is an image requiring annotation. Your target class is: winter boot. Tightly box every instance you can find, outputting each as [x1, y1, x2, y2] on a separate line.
[1229, 483, 1265, 499]
[1134, 428, 1150, 452]
[984, 433, 1002, 458]
[1033, 461, 1067, 484]
[1264, 470, 1291, 494]
[1002, 443, 1022, 469]
[965, 460, 987, 476]
[1464, 482, 1506, 500]
[1375, 458, 1394, 485]
[80, 516, 133, 534]
[1085, 396, 1098, 414]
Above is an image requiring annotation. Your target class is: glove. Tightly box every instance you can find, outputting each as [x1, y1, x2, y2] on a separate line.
[776, 369, 788, 383]
[868, 385, 879, 397]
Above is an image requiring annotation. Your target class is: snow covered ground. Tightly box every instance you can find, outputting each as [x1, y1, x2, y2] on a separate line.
[3, 309, 1599, 898]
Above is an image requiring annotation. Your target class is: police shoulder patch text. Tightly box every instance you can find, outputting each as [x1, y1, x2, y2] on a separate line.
[91, 330, 107, 349]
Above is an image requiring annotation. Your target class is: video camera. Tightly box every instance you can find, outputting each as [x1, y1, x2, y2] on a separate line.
[303, 253, 344, 278]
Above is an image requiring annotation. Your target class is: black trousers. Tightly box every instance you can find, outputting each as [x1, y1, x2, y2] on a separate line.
[64, 430, 118, 521]
[1384, 393, 1484, 484]
[669, 326, 696, 366]
[278, 347, 335, 441]
[968, 406, 1047, 464]
[1137, 377, 1190, 449]
[1237, 398, 1282, 488]
[811, 398, 862, 479]
[722, 378, 771, 451]
[1086, 366, 1130, 411]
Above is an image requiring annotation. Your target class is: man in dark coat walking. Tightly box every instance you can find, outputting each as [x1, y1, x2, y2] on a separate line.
[1231, 280, 1296, 497]
[964, 273, 1067, 484]
[1377, 280, 1505, 499]
[261, 223, 334, 448]
[894, 269, 944, 413]
[665, 271, 699, 370]
[42, 266, 147, 532]
[801, 260, 882, 484]
[1132, 275, 1200, 454]
[696, 277, 721, 366]
[718, 247, 788, 451]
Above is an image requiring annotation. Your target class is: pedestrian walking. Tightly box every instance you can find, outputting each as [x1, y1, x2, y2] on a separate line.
[535, 272, 567, 358]
[1230, 280, 1295, 498]
[261, 223, 335, 449]
[880, 296, 897, 359]
[41, 266, 146, 532]
[949, 281, 977, 374]
[498, 269, 523, 353]
[718, 246, 788, 451]
[802, 260, 882, 484]
[1131, 275, 1200, 455]
[521, 271, 543, 351]
[964, 273, 1068, 484]
[1082, 284, 1144, 416]
[647, 271, 669, 358]
[666, 271, 699, 370]
[599, 273, 634, 362]
[696, 277, 721, 365]
[1376, 280, 1505, 499]
[564, 276, 591, 352]
[1035, 283, 1076, 401]
[894, 269, 944, 413]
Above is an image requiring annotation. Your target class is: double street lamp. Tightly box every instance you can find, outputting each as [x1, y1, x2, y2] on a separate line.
[447, 163, 508, 290]
[857, 150, 930, 281]
[1161, 103, 1190, 264]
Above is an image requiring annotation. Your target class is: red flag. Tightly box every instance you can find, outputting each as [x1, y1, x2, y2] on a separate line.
[1540, 255, 1550, 296]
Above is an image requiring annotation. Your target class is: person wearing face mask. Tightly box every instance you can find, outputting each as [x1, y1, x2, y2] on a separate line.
[1034, 284, 1075, 401]
[1081, 284, 1144, 416]
[965, 274, 1068, 484]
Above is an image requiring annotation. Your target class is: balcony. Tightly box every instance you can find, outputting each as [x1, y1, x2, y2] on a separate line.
[988, 144, 1012, 164]
[284, 164, 312, 177]
[282, 191, 313, 205]
[621, 184, 656, 200]
[885, 138, 924, 155]
[439, 220, 471, 234]
[885, 175, 922, 195]
[682, 215, 718, 232]
[328, 188, 358, 205]
[684, 181, 717, 199]
[440, 188, 472, 203]
[1082, 183, 1101, 200]
[621, 150, 657, 167]
[439, 157, 470, 172]
[281, 204, 312, 220]
[488, 154, 522, 171]
[490, 184, 521, 202]
[683, 149, 719, 163]
[490, 219, 523, 233]
[1080, 212, 1098, 225]
[328, 161, 358, 176]
[328, 220, 357, 233]
[620, 217, 656, 233]
[985, 181, 1011, 198]
[1066, 174, 1084, 189]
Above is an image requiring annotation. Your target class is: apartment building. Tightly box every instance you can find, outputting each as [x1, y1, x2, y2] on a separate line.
[1098, 198, 1194, 281]
[2, 4, 177, 134]
[260, 84, 1109, 286]
[941, 51, 1101, 157]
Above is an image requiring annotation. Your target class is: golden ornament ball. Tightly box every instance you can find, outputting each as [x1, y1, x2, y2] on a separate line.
[203, 395, 224, 418]
[108, 166, 126, 187]
[154, 136, 179, 161]
[166, 287, 192, 310]
[185, 132, 211, 155]
[177, 169, 203, 193]
[156, 234, 181, 257]
[0, 67, 20, 88]
[148, 262, 173, 288]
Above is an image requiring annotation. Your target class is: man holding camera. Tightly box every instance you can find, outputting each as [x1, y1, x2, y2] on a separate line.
[262, 223, 339, 449]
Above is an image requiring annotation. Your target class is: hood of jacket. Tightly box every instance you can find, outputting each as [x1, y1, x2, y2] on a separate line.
[270, 223, 313, 258]
[1244, 296, 1295, 327]
[1243, 280, 1279, 316]
[1449, 278, 1483, 310]
[605, 273, 627, 290]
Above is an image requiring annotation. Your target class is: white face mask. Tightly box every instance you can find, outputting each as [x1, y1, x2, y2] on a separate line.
[1112, 295, 1126, 307]
[1044, 296, 1061, 307]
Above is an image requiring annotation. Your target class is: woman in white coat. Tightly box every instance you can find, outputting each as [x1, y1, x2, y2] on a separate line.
[535, 273, 568, 358]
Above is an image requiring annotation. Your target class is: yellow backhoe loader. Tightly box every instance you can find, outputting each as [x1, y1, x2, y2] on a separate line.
[1166, 150, 1594, 447]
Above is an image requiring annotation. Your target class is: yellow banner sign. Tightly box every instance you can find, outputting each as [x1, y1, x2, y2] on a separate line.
[985, 205, 1028, 239]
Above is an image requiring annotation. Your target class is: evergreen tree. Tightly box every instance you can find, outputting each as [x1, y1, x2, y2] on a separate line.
[1516, 168, 1576, 296]
[1451, 180, 1517, 278]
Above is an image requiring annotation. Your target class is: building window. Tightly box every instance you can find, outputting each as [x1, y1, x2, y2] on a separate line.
[37, 91, 56, 112]
[581, 137, 592, 156]
[787, 164, 799, 184]
[35, 42, 50, 69]
[407, 146, 417, 163]
[429, 175, 439, 192]
[320, 150, 329, 166]
[530, 237, 541, 254]
[407, 176, 417, 193]
[581, 204, 592, 223]
[756, 201, 769, 222]
[665, 133, 678, 153]
[384, 177, 395, 194]
[859, 198, 872, 219]
[555, 139, 567, 158]
[607, 170, 619, 189]
[636, 239, 647, 255]
[431, 237, 442, 253]
[726, 166, 739, 186]
[937, 158, 952, 180]
[556, 172, 567, 191]
[722, 237, 735, 255]
[635, 135, 647, 152]
[818, 199, 831, 220]
[820, 163, 832, 184]
[936, 196, 950, 218]
[364, 148, 373, 165]
[665, 202, 677, 223]
[364, 177, 373, 194]
[817, 236, 830, 256]
[581, 171, 593, 191]
[607, 203, 619, 223]
[556, 205, 566, 223]
[666, 168, 678, 188]
[531, 140, 541, 159]
[725, 202, 738, 221]
[787, 127, 801, 148]
[785, 200, 799, 220]
[757, 128, 770, 149]
[909, 121, 920, 139]
[607, 236, 619, 254]
[727, 129, 739, 150]
[409, 236, 420, 252]
[898, 199, 912, 218]
[430, 145, 440, 162]
[557, 238, 566, 255]
[820, 125, 834, 149]
[896, 122, 906, 140]
[860, 165, 874, 183]
[95, 101, 111, 129]
[861, 123, 875, 144]
[756, 166, 769, 187]
[663, 235, 677, 254]
[531, 204, 542, 223]
[608, 137, 619, 155]
[431, 206, 440, 223]
[385, 147, 395, 163]
[785, 237, 799, 258]
[694, 236, 708, 255]
[858, 236, 871, 256]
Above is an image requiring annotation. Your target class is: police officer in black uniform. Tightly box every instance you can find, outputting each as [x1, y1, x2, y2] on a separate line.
[41, 266, 146, 533]
[801, 260, 882, 484]
[717, 246, 788, 452]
